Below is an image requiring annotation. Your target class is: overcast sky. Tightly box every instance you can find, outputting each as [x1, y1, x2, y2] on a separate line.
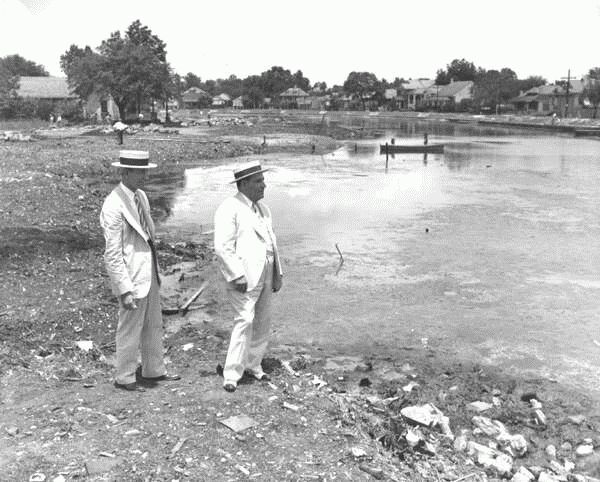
[1, 0, 599, 86]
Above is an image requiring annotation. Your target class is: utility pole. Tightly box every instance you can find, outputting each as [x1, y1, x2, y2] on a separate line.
[561, 69, 571, 118]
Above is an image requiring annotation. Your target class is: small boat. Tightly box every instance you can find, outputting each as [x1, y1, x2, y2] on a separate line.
[574, 128, 600, 138]
[380, 144, 444, 154]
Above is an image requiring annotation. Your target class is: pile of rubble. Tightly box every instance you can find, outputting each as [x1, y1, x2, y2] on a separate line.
[282, 354, 600, 481]
[2, 130, 32, 142]
[178, 117, 253, 128]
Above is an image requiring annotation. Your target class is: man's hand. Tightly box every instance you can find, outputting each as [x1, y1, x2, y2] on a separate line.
[232, 276, 248, 293]
[120, 292, 137, 310]
[272, 275, 283, 293]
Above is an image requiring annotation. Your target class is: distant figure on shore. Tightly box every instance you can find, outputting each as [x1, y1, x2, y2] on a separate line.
[100, 150, 181, 392]
[56, 115, 62, 127]
[551, 112, 560, 126]
[214, 160, 283, 393]
[49, 114, 54, 126]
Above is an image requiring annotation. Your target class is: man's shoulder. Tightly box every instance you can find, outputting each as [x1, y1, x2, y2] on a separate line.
[101, 186, 124, 212]
[216, 194, 244, 212]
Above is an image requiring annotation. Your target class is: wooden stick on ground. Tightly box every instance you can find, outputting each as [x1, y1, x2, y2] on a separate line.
[180, 280, 209, 314]
[335, 243, 345, 276]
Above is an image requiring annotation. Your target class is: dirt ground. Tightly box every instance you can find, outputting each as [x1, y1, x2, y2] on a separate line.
[2, 112, 600, 482]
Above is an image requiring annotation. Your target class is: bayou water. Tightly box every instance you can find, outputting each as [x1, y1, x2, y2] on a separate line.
[156, 119, 600, 394]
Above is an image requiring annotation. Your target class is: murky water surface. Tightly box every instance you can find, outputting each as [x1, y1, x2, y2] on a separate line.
[153, 120, 600, 394]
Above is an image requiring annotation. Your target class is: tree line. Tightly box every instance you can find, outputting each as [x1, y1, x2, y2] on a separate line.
[1, 20, 600, 119]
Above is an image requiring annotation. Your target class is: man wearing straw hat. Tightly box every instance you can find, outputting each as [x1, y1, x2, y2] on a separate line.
[100, 150, 180, 392]
[214, 160, 283, 392]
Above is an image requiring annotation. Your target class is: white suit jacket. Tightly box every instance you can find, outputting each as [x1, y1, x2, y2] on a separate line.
[214, 192, 283, 292]
[100, 184, 156, 299]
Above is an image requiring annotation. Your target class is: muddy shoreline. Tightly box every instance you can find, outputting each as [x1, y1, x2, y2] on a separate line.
[2, 113, 600, 480]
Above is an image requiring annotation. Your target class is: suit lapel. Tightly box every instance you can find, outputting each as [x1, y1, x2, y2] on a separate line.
[114, 185, 149, 241]
[235, 193, 269, 242]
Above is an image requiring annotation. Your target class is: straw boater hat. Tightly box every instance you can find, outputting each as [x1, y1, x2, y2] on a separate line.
[230, 160, 269, 183]
[111, 150, 157, 169]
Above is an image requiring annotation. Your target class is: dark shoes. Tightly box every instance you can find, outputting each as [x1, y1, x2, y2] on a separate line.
[248, 370, 270, 382]
[223, 382, 237, 393]
[140, 374, 181, 382]
[114, 381, 145, 392]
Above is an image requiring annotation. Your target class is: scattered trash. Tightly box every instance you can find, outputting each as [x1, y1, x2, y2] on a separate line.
[350, 446, 367, 458]
[5, 426, 19, 437]
[529, 398, 543, 409]
[467, 401, 493, 412]
[236, 465, 250, 476]
[29, 474, 46, 482]
[220, 415, 258, 433]
[575, 444, 594, 457]
[167, 437, 187, 459]
[545, 445, 556, 458]
[533, 409, 547, 426]
[511, 466, 535, 482]
[98, 452, 115, 458]
[282, 360, 299, 377]
[402, 381, 420, 393]
[311, 375, 327, 389]
[182, 343, 194, 351]
[358, 464, 384, 480]
[283, 402, 300, 412]
[567, 414, 585, 425]
[75, 340, 93, 352]
[467, 441, 513, 476]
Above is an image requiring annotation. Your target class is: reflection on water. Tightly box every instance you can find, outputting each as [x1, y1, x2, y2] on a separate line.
[156, 119, 600, 394]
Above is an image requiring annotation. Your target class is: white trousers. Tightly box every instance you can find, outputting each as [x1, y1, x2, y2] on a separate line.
[223, 255, 274, 384]
[115, 270, 166, 384]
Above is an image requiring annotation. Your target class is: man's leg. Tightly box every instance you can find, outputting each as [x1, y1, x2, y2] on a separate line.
[140, 271, 166, 378]
[223, 279, 264, 386]
[246, 257, 274, 375]
[115, 296, 147, 385]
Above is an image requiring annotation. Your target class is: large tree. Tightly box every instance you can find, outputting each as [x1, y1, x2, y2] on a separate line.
[0, 54, 48, 77]
[517, 75, 546, 93]
[436, 58, 478, 85]
[0, 63, 19, 117]
[473, 68, 519, 111]
[583, 67, 600, 118]
[343, 71, 379, 110]
[60, 20, 172, 120]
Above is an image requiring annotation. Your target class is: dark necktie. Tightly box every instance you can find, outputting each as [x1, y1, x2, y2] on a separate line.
[134, 190, 151, 239]
[134, 190, 160, 282]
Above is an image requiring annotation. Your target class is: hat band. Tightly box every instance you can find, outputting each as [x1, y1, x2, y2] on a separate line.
[120, 157, 149, 167]
[234, 165, 262, 181]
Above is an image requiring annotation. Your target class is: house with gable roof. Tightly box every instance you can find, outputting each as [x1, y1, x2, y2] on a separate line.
[398, 78, 435, 110]
[423, 80, 473, 110]
[510, 80, 585, 117]
[182, 87, 211, 109]
[279, 86, 309, 109]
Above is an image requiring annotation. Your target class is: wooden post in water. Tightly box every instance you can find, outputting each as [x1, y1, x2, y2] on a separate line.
[424, 132, 429, 145]
[385, 142, 389, 169]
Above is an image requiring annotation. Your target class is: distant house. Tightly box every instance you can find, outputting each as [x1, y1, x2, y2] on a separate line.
[232, 96, 245, 109]
[279, 87, 309, 109]
[400, 79, 435, 110]
[423, 80, 474, 110]
[212, 93, 232, 107]
[17, 76, 77, 101]
[182, 87, 211, 109]
[510, 80, 585, 117]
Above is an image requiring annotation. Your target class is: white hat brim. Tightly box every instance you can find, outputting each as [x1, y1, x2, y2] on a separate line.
[111, 161, 157, 169]
[229, 167, 269, 183]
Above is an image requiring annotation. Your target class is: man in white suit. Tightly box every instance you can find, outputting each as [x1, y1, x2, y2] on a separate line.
[214, 160, 283, 392]
[100, 150, 180, 392]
